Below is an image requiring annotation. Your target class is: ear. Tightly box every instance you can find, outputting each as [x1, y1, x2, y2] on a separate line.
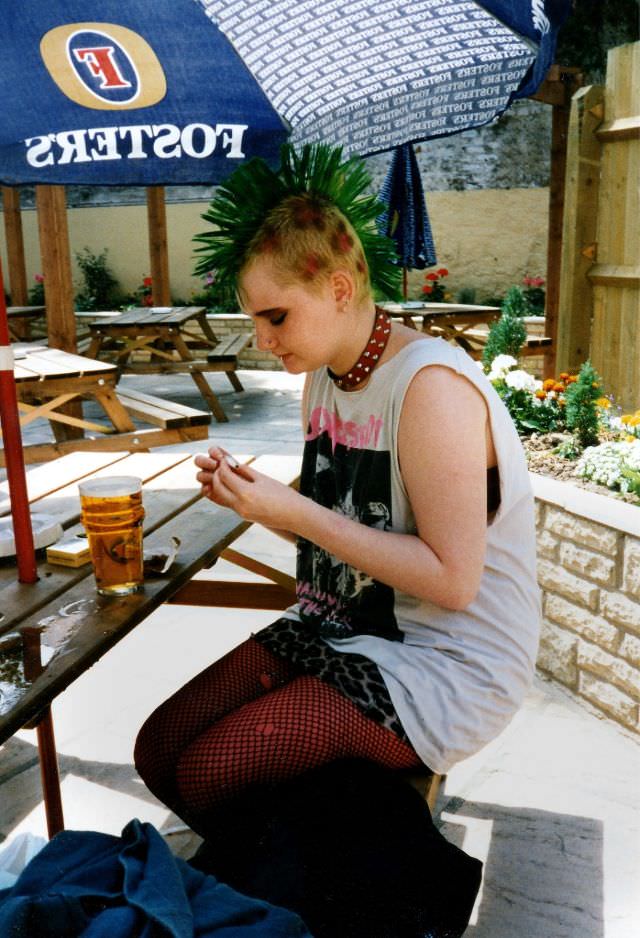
[330, 269, 354, 308]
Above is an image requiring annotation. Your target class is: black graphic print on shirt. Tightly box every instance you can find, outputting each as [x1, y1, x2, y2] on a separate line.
[296, 423, 402, 642]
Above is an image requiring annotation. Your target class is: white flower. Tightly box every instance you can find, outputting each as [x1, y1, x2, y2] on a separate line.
[487, 354, 518, 380]
[504, 369, 541, 392]
[575, 440, 640, 491]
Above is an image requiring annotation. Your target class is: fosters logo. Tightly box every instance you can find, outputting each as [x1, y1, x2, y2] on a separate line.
[41, 23, 166, 109]
[28, 22, 247, 167]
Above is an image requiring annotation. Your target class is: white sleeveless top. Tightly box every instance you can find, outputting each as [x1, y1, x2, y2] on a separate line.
[285, 337, 541, 774]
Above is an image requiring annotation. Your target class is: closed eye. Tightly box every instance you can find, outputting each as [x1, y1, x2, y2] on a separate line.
[270, 311, 287, 326]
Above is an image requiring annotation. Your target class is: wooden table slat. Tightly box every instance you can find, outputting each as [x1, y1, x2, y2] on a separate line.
[0, 452, 132, 517]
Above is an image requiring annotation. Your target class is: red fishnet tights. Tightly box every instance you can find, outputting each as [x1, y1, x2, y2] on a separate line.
[134, 638, 420, 817]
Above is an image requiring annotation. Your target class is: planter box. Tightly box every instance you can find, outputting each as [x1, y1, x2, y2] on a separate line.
[532, 473, 640, 734]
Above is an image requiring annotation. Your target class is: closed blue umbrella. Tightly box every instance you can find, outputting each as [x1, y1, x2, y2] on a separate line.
[378, 143, 437, 298]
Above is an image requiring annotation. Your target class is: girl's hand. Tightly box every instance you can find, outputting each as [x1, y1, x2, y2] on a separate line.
[194, 446, 303, 530]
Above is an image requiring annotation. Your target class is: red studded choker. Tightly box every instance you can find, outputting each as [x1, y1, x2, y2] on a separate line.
[328, 307, 392, 391]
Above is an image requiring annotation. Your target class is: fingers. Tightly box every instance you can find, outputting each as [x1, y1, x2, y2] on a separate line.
[194, 448, 255, 485]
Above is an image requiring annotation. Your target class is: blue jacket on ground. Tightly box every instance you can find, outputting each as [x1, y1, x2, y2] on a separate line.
[0, 818, 311, 937]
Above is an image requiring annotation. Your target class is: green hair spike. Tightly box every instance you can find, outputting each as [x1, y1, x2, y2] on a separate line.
[193, 143, 401, 300]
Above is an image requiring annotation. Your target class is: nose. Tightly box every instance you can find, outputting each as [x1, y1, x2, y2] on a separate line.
[255, 322, 277, 353]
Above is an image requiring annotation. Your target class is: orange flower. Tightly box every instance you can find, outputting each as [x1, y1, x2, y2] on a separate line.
[535, 390, 547, 399]
[595, 397, 611, 409]
[553, 383, 565, 393]
[543, 378, 556, 391]
[567, 375, 578, 383]
[559, 372, 570, 381]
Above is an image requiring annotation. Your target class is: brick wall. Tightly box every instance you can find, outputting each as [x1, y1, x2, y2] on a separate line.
[532, 475, 640, 734]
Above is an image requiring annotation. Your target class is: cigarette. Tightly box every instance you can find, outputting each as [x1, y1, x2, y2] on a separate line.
[224, 454, 254, 481]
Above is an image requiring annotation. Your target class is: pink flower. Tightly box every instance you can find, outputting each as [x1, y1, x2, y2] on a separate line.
[34, 274, 44, 283]
[143, 276, 153, 288]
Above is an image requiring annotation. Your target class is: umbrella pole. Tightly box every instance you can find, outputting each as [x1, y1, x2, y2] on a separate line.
[0, 259, 37, 583]
[403, 268, 408, 300]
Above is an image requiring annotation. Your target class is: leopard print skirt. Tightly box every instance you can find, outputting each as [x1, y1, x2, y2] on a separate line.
[253, 616, 410, 743]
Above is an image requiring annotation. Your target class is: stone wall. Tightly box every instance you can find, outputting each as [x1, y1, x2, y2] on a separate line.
[532, 474, 640, 735]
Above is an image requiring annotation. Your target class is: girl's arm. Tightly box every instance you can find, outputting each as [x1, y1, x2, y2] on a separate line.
[199, 366, 490, 610]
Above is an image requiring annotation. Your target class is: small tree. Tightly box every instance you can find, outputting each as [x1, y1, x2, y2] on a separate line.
[564, 360, 603, 449]
[482, 287, 527, 371]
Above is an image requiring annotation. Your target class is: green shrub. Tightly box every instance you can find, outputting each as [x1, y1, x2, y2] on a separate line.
[75, 248, 120, 311]
[564, 360, 603, 449]
[456, 286, 477, 304]
[190, 272, 238, 313]
[482, 287, 527, 370]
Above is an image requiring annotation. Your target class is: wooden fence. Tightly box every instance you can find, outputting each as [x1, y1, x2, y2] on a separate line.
[556, 41, 639, 410]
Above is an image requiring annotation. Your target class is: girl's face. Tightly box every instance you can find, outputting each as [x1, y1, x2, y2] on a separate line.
[239, 256, 348, 374]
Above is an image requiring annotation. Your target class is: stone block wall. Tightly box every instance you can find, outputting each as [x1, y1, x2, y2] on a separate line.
[532, 475, 640, 734]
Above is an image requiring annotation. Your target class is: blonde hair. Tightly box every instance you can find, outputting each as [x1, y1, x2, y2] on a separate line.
[240, 193, 372, 305]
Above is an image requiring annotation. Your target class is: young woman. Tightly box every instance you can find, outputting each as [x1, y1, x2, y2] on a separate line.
[134, 145, 541, 828]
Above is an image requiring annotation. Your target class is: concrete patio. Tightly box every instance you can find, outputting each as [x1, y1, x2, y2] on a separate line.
[1, 368, 639, 937]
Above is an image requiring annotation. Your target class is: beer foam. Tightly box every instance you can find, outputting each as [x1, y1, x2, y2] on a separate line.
[78, 476, 142, 498]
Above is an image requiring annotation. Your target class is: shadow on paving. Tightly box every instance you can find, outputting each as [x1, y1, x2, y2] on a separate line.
[1, 738, 605, 938]
[0, 736, 165, 842]
[439, 796, 604, 938]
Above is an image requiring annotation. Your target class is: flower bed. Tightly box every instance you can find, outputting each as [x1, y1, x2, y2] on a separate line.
[482, 350, 639, 733]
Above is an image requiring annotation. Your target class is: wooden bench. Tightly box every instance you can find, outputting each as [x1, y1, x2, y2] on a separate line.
[207, 333, 250, 364]
[115, 387, 211, 430]
[457, 328, 552, 360]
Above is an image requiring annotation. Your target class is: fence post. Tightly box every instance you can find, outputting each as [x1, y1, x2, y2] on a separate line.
[588, 42, 640, 411]
[555, 85, 604, 375]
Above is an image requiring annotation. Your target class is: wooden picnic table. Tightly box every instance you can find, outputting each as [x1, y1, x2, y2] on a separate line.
[3, 345, 210, 466]
[382, 301, 501, 354]
[382, 301, 552, 359]
[0, 450, 299, 836]
[6, 305, 46, 341]
[86, 307, 250, 422]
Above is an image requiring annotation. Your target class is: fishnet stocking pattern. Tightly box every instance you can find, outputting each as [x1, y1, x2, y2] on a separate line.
[134, 638, 420, 816]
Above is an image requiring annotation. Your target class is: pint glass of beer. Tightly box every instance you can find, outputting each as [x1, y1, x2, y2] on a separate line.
[78, 476, 145, 595]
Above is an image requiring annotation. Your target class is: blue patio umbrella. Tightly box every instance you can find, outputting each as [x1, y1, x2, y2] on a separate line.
[378, 144, 437, 298]
[0, 0, 571, 577]
[0, 0, 571, 186]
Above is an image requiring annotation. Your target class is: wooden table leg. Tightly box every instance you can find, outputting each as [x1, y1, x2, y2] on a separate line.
[225, 371, 244, 392]
[93, 386, 137, 432]
[35, 708, 65, 838]
[189, 370, 229, 422]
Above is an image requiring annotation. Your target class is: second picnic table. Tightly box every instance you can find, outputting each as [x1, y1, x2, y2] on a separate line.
[86, 306, 250, 422]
